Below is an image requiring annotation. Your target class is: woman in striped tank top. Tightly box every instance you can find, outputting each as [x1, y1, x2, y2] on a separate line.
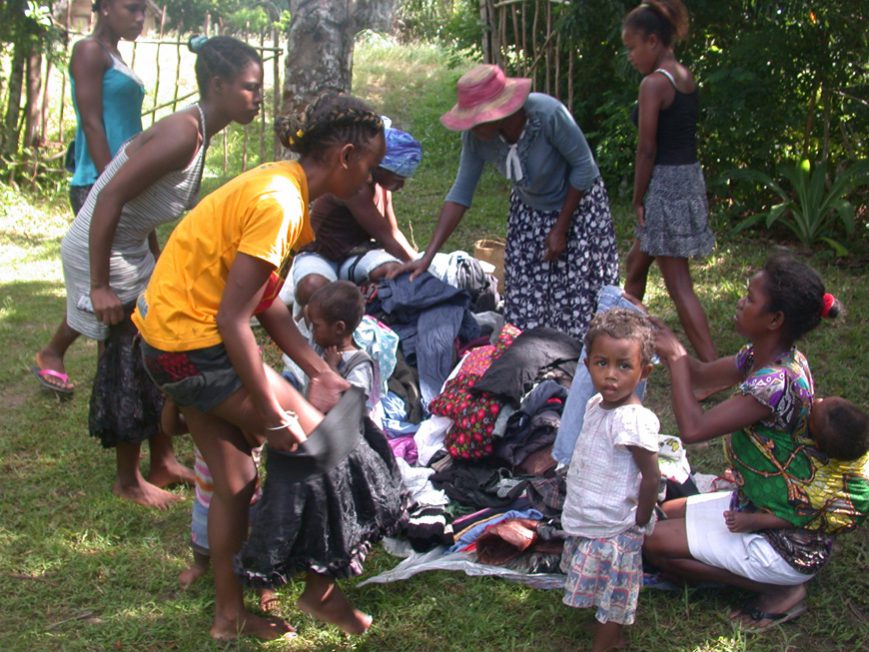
[49, 36, 263, 510]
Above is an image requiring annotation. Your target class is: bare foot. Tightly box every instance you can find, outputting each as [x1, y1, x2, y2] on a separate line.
[209, 611, 295, 642]
[179, 563, 208, 589]
[148, 460, 195, 488]
[297, 583, 372, 635]
[112, 478, 182, 509]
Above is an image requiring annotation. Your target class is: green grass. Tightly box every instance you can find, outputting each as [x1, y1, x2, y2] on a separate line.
[1, 37, 868, 651]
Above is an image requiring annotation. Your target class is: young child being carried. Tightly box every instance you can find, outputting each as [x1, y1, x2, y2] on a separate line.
[560, 308, 660, 652]
[724, 396, 869, 534]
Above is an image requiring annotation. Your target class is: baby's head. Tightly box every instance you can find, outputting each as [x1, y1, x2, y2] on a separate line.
[583, 309, 655, 407]
[305, 280, 365, 349]
[810, 397, 869, 461]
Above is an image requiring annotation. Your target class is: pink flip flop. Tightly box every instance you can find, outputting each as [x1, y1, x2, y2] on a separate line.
[31, 366, 75, 396]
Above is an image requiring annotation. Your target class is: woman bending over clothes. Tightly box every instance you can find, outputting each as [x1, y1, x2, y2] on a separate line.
[292, 123, 423, 308]
[56, 36, 264, 509]
[133, 94, 404, 642]
[395, 63, 618, 341]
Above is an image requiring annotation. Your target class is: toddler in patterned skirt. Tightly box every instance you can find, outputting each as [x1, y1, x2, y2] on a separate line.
[559, 309, 660, 651]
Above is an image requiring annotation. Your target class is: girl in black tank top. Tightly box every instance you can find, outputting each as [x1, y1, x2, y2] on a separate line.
[621, 1, 718, 371]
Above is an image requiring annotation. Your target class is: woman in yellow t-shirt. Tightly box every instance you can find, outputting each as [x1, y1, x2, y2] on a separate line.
[133, 94, 388, 642]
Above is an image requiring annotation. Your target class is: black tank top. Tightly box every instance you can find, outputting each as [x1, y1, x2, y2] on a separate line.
[630, 68, 699, 165]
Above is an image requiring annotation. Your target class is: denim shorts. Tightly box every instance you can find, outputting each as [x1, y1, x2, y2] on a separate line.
[140, 341, 243, 412]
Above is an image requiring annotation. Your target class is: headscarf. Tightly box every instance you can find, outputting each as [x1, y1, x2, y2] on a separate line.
[380, 127, 422, 178]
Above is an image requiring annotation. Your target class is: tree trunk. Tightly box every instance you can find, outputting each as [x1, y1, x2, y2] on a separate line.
[24, 50, 43, 148]
[2, 43, 26, 155]
[282, 0, 356, 121]
[281, 0, 395, 149]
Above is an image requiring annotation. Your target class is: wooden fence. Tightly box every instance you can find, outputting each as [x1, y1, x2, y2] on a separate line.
[479, 0, 575, 110]
[21, 7, 284, 178]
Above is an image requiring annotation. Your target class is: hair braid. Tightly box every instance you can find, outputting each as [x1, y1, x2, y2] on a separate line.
[276, 93, 383, 159]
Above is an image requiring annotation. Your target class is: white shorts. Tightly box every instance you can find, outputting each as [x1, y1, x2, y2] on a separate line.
[291, 249, 399, 286]
[685, 491, 811, 586]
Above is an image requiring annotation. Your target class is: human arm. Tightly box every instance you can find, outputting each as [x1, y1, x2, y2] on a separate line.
[653, 318, 741, 392]
[147, 231, 160, 259]
[388, 200, 468, 280]
[256, 300, 349, 412]
[543, 185, 583, 261]
[629, 446, 660, 527]
[390, 133, 483, 279]
[656, 325, 772, 443]
[632, 75, 669, 226]
[89, 114, 200, 326]
[344, 185, 417, 261]
[217, 254, 307, 450]
[724, 509, 793, 533]
[70, 40, 113, 174]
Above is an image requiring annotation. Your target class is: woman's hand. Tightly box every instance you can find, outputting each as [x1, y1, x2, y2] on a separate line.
[264, 410, 307, 453]
[90, 285, 125, 326]
[543, 225, 567, 262]
[633, 202, 646, 227]
[650, 317, 688, 364]
[307, 367, 350, 412]
[386, 255, 430, 281]
[323, 345, 341, 369]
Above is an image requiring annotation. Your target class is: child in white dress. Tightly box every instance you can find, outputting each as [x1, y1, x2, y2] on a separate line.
[560, 308, 660, 651]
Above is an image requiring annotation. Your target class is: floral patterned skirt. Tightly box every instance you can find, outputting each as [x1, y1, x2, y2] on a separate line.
[504, 177, 619, 341]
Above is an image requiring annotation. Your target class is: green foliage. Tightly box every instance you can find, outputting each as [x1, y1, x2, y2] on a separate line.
[727, 159, 869, 253]
[407, 0, 868, 240]
[158, 0, 289, 35]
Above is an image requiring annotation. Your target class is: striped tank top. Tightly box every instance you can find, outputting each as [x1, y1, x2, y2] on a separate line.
[61, 104, 209, 341]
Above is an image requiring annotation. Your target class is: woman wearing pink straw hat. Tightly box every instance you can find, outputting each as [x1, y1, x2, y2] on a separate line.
[395, 63, 618, 340]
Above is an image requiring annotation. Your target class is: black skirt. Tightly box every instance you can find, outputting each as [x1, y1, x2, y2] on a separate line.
[89, 304, 164, 448]
[236, 388, 408, 586]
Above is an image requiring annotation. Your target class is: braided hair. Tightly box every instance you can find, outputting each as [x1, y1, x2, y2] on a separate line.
[275, 93, 383, 160]
[623, 0, 690, 46]
[187, 35, 261, 98]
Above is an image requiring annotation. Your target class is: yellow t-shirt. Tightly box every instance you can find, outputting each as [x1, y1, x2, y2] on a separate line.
[132, 160, 314, 351]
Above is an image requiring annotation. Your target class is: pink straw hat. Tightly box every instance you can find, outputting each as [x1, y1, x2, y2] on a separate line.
[440, 64, 532, 131]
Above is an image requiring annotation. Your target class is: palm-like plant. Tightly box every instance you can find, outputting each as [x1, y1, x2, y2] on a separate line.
[727, 159, 869, 253]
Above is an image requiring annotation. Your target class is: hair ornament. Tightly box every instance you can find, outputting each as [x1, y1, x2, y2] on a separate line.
[821, 293, 836, 318]
[187, 35, 209, 54]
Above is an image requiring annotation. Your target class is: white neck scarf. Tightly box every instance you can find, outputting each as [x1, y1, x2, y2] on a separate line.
[501, 130, 524, 182]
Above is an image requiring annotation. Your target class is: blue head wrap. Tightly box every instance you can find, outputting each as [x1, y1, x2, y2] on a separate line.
[380, 127, 422, 178]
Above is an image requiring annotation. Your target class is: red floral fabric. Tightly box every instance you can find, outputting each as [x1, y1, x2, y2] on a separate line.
[429, 324, 521, 460]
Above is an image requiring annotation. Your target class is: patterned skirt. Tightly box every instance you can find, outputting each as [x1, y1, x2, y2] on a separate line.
[637, 162, 714, 258]
[89, 304, 164, 448]
[560, 528, 644, 625]
[504, 177, 619, 341]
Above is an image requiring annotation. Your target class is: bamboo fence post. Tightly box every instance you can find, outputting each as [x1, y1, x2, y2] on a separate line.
[151, 6, 167, 126]
[258, 27, 266, 165]
[531, 0, 539, 89]
[520, 1, 528, 76]
[511, 3, 519, 71]
[272, 26, 281, 159]
[545, 0, 551, 95]
[171, 36, 182, 114]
